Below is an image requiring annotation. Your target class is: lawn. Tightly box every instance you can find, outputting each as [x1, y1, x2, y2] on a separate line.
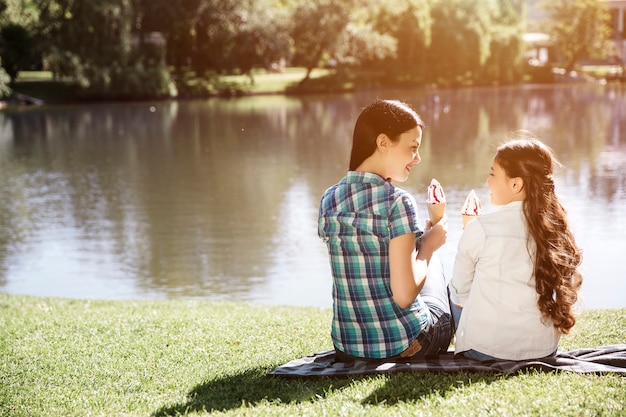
[1, 294, 624, 416]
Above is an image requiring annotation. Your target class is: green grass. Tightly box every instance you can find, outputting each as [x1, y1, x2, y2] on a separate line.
[11, 71, 81, 104]
[14, 71, 56, 81]
[221, 68, 334, 92]
[1, 294, 625, 417]
[578, 64, 624, 80]
[172, 66, 386, 98]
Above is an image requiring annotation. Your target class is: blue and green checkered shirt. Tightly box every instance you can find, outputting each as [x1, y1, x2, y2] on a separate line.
[318, 171, 429, 359]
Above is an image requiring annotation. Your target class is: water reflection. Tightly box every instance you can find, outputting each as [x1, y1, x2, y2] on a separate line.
[0, 84, 625, 309]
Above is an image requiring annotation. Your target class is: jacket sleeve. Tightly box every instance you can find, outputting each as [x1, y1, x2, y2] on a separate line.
[450, 219, 485, 306]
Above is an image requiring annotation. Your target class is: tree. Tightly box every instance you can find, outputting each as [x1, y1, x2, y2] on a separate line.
[130, 0, 205, 76]
[427, 0, 494, 84]
[135, 0, 199, 73]
[481, 0, 525, 83]
[35, 0, 132, 81]
[1, 24, 33, 82]
[227, 0, 292, 82]
[1, 0, 39, 28]
[333, 22, 397, 69]
[290, 0, 354, 83]
[0, 0, 42, 79]
[193, 0, 290, 82]
[539, 0, 613, 72]
[34, 0, 175, 98]
[367, 0, 432, 80]
[424, 0, 524, 85]
[0, 0, 11, 96]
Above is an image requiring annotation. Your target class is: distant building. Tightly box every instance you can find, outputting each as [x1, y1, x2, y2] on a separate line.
[524, 0, 550, 65]
[523, 32, 550, 65]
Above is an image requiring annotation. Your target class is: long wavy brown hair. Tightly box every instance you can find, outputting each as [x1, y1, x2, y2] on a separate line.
[495, 136, 583, 334]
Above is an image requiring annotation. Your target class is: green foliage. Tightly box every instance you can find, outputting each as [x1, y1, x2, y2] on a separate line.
[539, 0, 614, 71]
[340, 0, 432, 81]
[31, 0, 178, 99]
[1, 0, 39, 29]
[193, 0, 291, 81]
[0, 0, 616, 100]
[334, 22, 397, 68]
[426, 0, 524, 86]
[1, 23, 33, 81]
[290, 0, 354, 79]
[0, 1, 41, 78]
[0, 60, 11, 97]
[81, 52, 177, 99]
[358, 0, 432, 80]
[428, 0, 486, 84]
[38, 0, 133, 67]
[134, 0, 200, 73]
[481, 0, 526, 83]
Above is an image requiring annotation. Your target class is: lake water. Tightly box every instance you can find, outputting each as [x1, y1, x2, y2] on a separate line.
[1, 84, 624, 310]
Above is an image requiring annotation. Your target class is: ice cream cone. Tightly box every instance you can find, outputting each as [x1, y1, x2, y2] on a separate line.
[462, 214, 477, 228]
[426, 179, 446, 224]
[428, 202, 446, 224]
[461, 189, 482, 228]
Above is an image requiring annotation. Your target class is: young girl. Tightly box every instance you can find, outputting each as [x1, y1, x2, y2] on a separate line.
[318, 99, 453, 361]
[451, 137, 583, 361]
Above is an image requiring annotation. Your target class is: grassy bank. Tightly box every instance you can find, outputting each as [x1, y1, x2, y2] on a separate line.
[8, 65, 624, 107]
[1, 294, 624, 417]
[8, 68, 388, 105]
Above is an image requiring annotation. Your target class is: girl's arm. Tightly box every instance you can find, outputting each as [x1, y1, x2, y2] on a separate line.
[450, 221, 483, 307]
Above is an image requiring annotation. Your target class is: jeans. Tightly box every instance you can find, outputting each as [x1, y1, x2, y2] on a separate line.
[462, 349, 499, 361]
[412, 251, 454, 357]
[451, 302, 462, 332]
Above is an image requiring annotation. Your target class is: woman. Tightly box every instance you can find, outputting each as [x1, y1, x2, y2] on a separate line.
[318, 99, 453, 361]
[451, 136, 583, 361]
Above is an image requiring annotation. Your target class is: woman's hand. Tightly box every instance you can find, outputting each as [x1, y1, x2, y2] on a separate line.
[419, 214, 448, 258]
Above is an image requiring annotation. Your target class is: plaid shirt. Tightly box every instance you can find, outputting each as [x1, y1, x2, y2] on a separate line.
[318, 171, 429, 359]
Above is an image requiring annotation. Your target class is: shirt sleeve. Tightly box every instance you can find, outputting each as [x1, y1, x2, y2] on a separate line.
[388, 193, 421, 239]
[450, 218, 485, 306]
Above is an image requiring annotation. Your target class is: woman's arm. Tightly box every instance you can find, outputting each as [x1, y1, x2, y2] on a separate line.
[390, 216, 448, 308]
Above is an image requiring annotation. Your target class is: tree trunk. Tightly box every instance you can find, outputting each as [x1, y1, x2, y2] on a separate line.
[299, 66, 313, 86]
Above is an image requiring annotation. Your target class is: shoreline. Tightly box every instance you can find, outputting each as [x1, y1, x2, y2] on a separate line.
[2, 66, 616, 111]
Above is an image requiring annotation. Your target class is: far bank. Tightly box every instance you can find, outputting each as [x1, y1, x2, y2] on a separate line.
[2, 65, 618, 110]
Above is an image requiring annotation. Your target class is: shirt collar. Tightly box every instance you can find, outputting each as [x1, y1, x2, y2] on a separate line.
[344, 171, 389, 185]
[495, 200, 524, 211]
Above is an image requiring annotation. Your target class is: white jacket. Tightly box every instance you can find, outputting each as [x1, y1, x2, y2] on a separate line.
[451, 201, 560, 360]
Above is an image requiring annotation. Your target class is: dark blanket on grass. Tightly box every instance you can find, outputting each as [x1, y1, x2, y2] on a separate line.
[269, 344, 626, 377]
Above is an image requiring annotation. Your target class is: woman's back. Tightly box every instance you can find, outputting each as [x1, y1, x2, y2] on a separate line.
[319, 171, 427, 359]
